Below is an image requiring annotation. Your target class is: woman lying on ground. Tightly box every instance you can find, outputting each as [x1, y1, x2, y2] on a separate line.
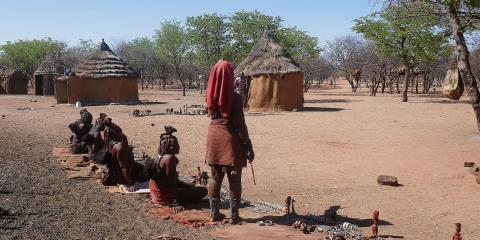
[145, 126, 207, 211]
[205, 61, 255, 224]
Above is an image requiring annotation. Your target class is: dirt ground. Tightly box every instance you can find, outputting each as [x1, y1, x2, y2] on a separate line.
[1, 80, 479, 239]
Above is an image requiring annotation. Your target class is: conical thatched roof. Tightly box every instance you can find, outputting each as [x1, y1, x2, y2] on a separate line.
[1, 69, 24, 77]
[34, 54, 65, 76]
[72, 39, 138, 79]
[235, 29, 302, 76]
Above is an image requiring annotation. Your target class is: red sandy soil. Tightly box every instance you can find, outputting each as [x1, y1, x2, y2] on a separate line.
[1, 80, 479, 239]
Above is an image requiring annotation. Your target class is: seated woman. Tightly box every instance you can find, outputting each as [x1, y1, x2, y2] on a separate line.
[85, 113, 108, 163]
[101, 121, 145, 192]
[68, 109, 93, 154]
[145, 126, 207, 209]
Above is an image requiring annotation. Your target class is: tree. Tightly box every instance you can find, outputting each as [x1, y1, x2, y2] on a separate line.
[186, 13, 230, 67]
[300, 56, 333, 92]
[186, 13, 230, 91]
[353, 3, 449, 102]
[0, 38, 65, 77]
[229, 10, 283, 63]
[155, 20, 191, 96]
[276, 26, 322, 64]
[115, 37, 168, 91]
[384, 0, 480, 130]
[325, 35, 368, 92]
[62, 39, 95, 69]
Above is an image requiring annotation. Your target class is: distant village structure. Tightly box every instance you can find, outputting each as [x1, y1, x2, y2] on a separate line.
[0, 69, 29, 94]
[34, 54, 65, 96]
[56, 39, 139, 104]
[235, 29, 304, 111]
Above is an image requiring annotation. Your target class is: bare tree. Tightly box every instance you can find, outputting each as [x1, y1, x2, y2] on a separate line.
[325, 35, 367, 92]
[300, 56, 333, 92]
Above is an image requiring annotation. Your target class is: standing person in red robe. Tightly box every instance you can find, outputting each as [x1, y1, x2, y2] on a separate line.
[205, 60, 255, 224]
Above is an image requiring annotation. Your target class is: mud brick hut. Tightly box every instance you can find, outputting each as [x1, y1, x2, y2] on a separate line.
[0, 69, 29, 94]
[56, 39, 139, 104]
[235, 29, 304, 111]
[34, 54, 65, 96]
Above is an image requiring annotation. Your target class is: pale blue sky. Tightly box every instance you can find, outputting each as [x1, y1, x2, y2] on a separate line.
[0, 0, 379, 47]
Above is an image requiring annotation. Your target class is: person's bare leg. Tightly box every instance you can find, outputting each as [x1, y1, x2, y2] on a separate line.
[208, 165, 225, 221]
[227, 168, 242, 224]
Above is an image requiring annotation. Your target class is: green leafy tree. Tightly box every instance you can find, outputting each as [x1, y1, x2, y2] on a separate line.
[229, 10, 283, 63]
[276, 26, 322, 64]
[383, 0, 480, 130]
[0, 38, 65, 77]
[115, 37, 168, 90]
[186, 13, 230, 68]
[354, 3, 449, 102]
[155, 20, 191, 96]
[62, 39, 95, 68]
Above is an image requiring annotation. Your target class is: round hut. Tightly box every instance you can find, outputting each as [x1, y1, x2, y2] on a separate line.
[59, 39, 139, 104]
[235, 29, 304, 111]
[0, 69, 29, 94]
[34, 54, 65, 95]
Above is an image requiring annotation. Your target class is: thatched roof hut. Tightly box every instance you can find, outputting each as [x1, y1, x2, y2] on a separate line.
[72, 40, 137, 79]
[235, 30, 302, 76]
[0, 69, 29, 94]
[34, 54, 65, 95]
[56, 39, 139, 104]
[35, 54, 65, 76]
[235, 29, 304, 111]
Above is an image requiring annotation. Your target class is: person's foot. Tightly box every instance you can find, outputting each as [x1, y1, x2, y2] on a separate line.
[228, 217, 242, 225]
[210, 212, 225, 222]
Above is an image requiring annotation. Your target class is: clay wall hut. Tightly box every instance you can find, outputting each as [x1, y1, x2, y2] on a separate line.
[0, 69, 29, 94]
[34, 54, 65, 95]
[235, 29, 304, 111]
[57, 39, 138, 104]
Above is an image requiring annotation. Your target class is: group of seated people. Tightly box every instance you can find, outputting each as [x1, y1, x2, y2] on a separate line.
[68, 109, 207, 210]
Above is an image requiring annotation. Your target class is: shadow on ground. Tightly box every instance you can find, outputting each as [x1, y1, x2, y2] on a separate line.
[246, 112, 284, 117]
[242, 205, 394, 227]
[302, 107, 345, 112]
[421, 99, 470, 104]
[305, 99, 357, 104]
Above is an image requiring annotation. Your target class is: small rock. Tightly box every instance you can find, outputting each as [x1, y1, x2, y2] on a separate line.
[151, 123, 155, 126]
[1, 115, 5, 118]
[50, 105, 55, 107]
[292, 109, 298, 112]
[464, 162, 475, 167]
[377, 175, 399, 186]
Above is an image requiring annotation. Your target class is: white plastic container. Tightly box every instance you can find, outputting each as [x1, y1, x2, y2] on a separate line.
[75, 101, 82, 108]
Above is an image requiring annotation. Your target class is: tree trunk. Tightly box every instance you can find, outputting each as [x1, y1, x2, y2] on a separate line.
[141, 69, 144, 91]
[381, 78, 386, 93]
[182, 82, 186, 96]
[447, 4, 480, 131]
[395, 77, 400, 94]
[402, 64, 410, 102]
[415, 75, 419, 94]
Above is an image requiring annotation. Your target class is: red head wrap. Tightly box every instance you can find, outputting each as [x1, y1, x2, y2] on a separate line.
[206, 61, 234, 119]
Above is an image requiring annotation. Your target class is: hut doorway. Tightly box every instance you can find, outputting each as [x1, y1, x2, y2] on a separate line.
[35, 75, 43, 95]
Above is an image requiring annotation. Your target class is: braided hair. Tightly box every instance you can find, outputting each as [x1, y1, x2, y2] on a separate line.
[104, 120, 124, 144]
[145, 126, 179, 180]
[158, 126, 179, 156]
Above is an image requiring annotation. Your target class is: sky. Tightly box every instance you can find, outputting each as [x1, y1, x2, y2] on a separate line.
[0, 0, 380, 47]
